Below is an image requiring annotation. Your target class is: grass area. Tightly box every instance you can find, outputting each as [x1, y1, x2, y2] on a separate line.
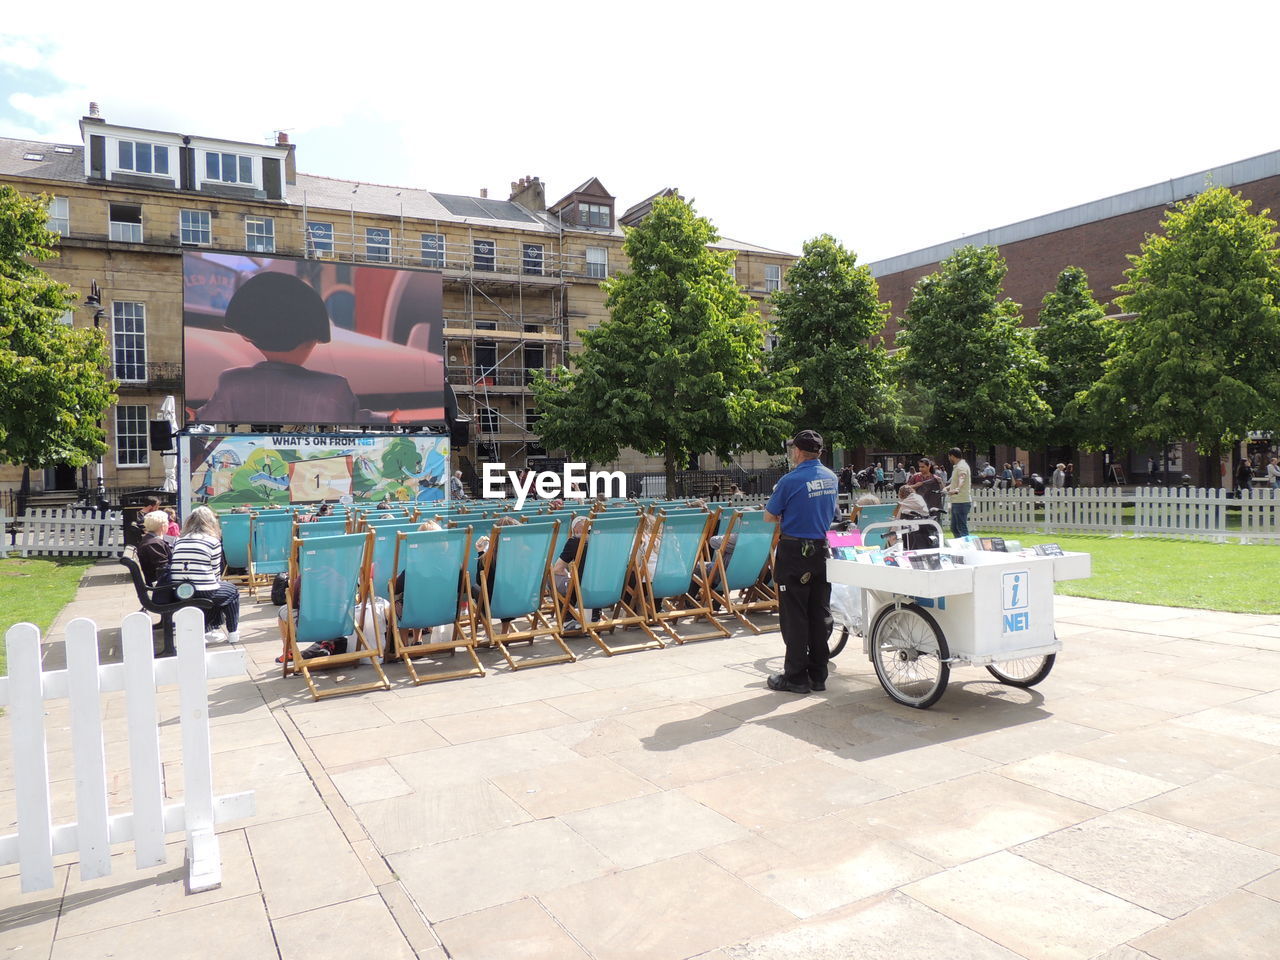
[971, 531, 1279, 614]
[0, 557, 96, 675]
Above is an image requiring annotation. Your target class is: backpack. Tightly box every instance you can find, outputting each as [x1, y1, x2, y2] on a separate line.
[270, 573, 290, 607]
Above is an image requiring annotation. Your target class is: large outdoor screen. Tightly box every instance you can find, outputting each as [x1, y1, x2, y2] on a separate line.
[182, 252, 445, 426]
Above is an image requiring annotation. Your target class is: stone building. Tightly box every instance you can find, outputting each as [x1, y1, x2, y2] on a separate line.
[0, 107, 795, 502]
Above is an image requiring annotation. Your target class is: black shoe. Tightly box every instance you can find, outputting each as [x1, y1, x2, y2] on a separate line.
[767, 673, 811, 694]
[810, 679, 826, 692]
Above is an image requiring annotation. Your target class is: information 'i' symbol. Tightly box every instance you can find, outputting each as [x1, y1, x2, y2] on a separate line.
[1010, 574, 1021, 608]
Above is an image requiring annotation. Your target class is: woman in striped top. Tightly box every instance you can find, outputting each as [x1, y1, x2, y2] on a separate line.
[169, 506, 240, 644]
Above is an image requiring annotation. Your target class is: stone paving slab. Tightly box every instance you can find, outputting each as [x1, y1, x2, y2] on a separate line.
[5, 560, 1280, 958]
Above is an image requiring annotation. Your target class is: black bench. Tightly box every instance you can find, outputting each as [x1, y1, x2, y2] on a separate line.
[120, 555, 215, 656]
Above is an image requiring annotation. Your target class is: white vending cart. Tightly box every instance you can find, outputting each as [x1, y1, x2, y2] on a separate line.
[827, 524, 1091, 708]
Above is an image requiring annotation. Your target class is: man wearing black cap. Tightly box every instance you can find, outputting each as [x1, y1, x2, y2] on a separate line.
[196, 271, 385, 423]
[763, 429, 839, 694]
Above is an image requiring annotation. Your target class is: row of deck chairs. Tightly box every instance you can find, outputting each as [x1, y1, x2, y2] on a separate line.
[214, 501, 778, 700]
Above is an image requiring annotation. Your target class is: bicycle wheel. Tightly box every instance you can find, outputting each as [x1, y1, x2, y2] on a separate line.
[828, 626, 850, 659]
[986, 653, 1055, 687]
[870, 603, 949, 709]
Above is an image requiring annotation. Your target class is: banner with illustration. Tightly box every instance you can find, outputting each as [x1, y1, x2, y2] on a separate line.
[179, 434, 450, 514]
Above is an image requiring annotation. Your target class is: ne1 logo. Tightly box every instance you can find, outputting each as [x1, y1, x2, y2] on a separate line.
[1002, 570, 1030, 633]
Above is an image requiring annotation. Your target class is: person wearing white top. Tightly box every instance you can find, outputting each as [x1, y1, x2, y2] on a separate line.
[1268, 456, 1280, 490]
[168, 506, 240, 645]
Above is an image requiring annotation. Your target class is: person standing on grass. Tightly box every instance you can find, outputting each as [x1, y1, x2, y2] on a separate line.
[763, 430, 838, 695]
[945, 447, 972, 539]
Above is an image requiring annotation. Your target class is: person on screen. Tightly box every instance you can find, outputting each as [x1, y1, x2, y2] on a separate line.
[195, 272, 389, 424]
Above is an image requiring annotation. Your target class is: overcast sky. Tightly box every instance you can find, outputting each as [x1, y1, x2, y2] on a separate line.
[3, 2, 1276, 264]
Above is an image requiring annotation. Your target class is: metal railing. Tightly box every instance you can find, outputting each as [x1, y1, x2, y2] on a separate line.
[300, 230, 607, 278]
[112, 361, 184, 390]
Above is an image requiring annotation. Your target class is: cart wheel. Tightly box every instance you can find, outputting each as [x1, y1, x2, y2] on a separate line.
[870, 603, 949, 709]
[986, 654, 1055, 687]
[828, 626, 850, 659]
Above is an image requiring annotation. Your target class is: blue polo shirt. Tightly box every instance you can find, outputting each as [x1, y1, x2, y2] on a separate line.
[766, 458, 839, 538]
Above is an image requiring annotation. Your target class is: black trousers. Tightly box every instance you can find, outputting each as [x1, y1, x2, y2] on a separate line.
[776, 539, 833, 686]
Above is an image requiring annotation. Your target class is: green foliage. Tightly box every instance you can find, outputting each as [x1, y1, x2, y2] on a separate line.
[769, 234, 896, 448]
[0, 185, 116, 469]
[532, 195, 797, 484]
[1081, 186, 1280, 455]
[895, 244, 1050, 450]
[1034, 266, 1116, 447]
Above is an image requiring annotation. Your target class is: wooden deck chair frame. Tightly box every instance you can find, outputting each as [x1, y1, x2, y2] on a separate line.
[554, 516, 662, 656]
[706, 511, 781, 633]
[477, 520, 575, 670]
[639, 511, 731, 644]
[388, 527, 482, 684]
[282, 532, 391, 700]
[218, 512, 254, 596]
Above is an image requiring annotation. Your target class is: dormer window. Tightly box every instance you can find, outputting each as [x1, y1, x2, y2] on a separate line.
[580, 202, 611, 228]
[205, 152, 254, 185]
[118, 140, 169, 176]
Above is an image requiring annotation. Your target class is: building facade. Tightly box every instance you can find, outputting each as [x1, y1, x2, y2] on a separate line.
[0, 108, 795, 501]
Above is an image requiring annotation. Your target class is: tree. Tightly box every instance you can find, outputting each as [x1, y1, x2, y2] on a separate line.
[1033, 266, 1116, 449]
[532, 195, 797, 490]
[0, 185, 116, 470]
[769, 234, 896, 450]
[894, 244, 1050, 452]
[1081, 186, 1280, 468]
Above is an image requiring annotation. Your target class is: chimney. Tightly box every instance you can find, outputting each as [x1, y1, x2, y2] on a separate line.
[86, 101, 102, 121]
[276, 131, 289, 145]
[480, 187, 488, 199]
[508, 175, 546, 212]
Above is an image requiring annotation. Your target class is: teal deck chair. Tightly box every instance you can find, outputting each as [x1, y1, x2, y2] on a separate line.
[557, 515, 661, 656]
[389, 527, 481, 684]
[478, 520, 573, 670]
[219, 513, 253, 594]
[856, 503, 898, 549]
[249, 513, 294, 593]
[707, 510, 779, 634]
[643, 512, 729, 644]
[369, 521, 421, 601]
[298, 518, 350, 539]
[283, 531, 390, 700]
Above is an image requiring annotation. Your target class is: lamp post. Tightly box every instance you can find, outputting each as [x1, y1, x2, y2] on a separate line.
[84, 280, 109, 510]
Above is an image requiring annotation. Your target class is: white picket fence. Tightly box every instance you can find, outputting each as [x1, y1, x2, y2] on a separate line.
[1, 507, 126, 558]
[0, 608, 255, 894]
[970, 487, 1280, 543]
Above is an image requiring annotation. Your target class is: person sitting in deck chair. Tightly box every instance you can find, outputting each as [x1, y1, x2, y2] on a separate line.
[474, 516, 521, 634]
[552, 516, 600, 631]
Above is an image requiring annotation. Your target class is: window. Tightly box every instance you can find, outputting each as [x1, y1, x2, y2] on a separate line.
[726, 258, 736, 283]
[180, 209, 211, 246]
[479, 406, 499, 434]
[585, 246, 607, 279]
[306, 221, 334, 256]
[580, 203, 611, 228]
[112, 302, 147, 381]
[475, 342, 497, 379]
[245, 217, 275, 253]
[57, 309, 74, 326]
[109, 203, 143, 243]
[115, 405, 149, 468]
[23, 152, 43, 161]
[522, 243, 544, 276]
[366, 227, 391, 262]
[205, 152, 254, 184]
[46, 196, 68, 236]
[117, 140, 169, 176]
[473, 238, 495, 271]
[421, 233, 445, 268]
[764, 264, 782, 292]
[525, 407, 540, 432]
[523, 341, 544, 382]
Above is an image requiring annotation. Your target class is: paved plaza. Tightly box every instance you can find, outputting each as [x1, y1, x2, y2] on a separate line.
[4, 562, 1280, 959]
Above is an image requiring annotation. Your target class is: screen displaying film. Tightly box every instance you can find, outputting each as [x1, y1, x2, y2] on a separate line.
[182, 252, 445, 426]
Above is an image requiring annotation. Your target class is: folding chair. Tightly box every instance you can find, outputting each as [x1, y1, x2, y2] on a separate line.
[298, 518, 350, 539]
[640, 511, 730, 644]
[556, 515, 661, 656]
[282, 531, 390, 700]
[477, 521, 574, 670]
[706, 510, 780, 633]
[389, 528, 482, 684]
[249, 512, 293, 598]
[219, 513, 253, 595]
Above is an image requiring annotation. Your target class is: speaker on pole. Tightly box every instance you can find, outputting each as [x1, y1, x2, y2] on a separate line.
[149, 419, 174, 451]
[450, 416, 471, 446]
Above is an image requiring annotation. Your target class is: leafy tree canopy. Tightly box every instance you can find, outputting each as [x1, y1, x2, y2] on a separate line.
[532, 195, 797, 486]
[1034, 266, 1116, 448]
[894, 244, 1050, 450]
[1081, 186, 1280, 456]
[0, 185, 116, 469]
[770, 233, 897, 449]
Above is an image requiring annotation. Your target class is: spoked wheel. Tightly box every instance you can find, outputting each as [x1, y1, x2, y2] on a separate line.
[870, 603, 949, 709]
[986, 653, 1056, 687]
[828, 626, 851, 659]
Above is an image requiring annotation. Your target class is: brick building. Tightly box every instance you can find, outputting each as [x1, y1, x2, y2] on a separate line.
[0, 107, 795, 502]
[865, 149, 1280, 485]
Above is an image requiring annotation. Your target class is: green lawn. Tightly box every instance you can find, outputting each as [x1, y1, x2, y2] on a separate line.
[970, 531, 1279, 614]
[0, 557, 96, 675]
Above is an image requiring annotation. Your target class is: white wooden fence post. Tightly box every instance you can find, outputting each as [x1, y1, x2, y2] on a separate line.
[174, 607, 221, 893]
[8, 623, 54, 893]
[122, 612, 167, 869]
[66, 618, 112, 881]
